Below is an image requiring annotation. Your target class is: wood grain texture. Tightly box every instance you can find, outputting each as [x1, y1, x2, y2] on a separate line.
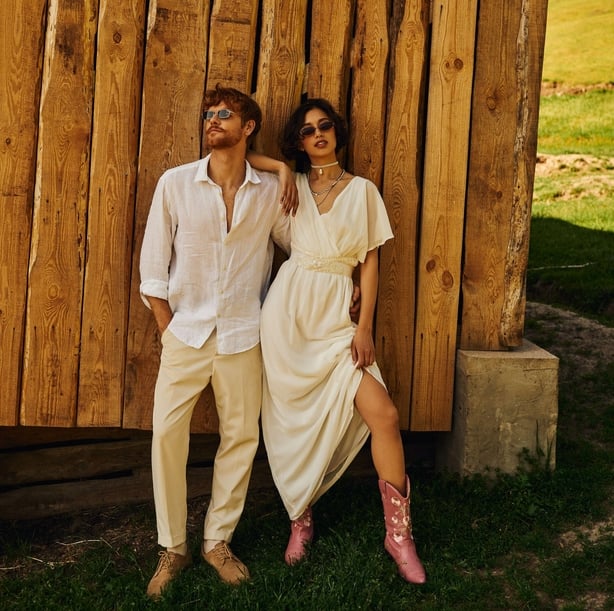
[123, 0, 214, 431]
[206, 0, 259, 92]
[500, 0, 548, 347]
[376, 0, 430, 428]
[21, 0, 98, 427]
[460, 0, 548, 350]
[77, 0, 147, 427]
[411, 0, 478, 431]
[253, 0, 308, 158]
[348, 0, 389, 186]
[307, 0, 354, 112]
[0, 2, 549, 434]
[0, 0, 46, 426]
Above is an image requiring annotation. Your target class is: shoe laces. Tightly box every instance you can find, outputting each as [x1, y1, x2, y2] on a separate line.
[153, 550, 172, 575]
[211, 542, 234, 564]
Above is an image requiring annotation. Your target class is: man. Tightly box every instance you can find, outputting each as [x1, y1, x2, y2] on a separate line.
[139, 85, 295, 599]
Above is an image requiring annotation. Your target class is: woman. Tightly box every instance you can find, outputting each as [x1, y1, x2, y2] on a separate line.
[254, 99, 426, 584]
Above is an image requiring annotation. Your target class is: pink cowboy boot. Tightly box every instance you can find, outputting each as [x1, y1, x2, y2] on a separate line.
[284, 506, 314, 565]
[378, 475, 427, 584]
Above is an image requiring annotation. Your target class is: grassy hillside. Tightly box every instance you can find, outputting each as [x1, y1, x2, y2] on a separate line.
[531, 0, 614, 325]
[542, 0, 614, 85]
[538, 1, 614, 156]
[538, 89, 614, 155]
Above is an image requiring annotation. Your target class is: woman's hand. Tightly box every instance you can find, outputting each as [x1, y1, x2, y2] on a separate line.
[278, 163, 299, 216]
[245, 151, 298, 215]
[351, 326, 376, 368]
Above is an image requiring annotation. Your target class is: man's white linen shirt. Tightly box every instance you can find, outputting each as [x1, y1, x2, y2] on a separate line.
[140, 155, 290, 354]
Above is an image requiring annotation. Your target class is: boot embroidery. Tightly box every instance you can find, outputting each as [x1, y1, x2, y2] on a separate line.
[378, 477, 426, 583]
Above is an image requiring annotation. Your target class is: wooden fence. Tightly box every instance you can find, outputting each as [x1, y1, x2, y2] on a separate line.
[0, 0, 548, 435]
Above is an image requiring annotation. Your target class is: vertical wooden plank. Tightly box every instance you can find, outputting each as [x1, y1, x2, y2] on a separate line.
[348, 0, 389, 186]
[123, 0, 211, 431]
[205, 0, 259, 91]
[376, 0, 430, 429]
[20, 0, 97, 427]
[410, 0, 478, 431]
[307, 0, 354, 113]
[500, 0, 548, 346]
[461, 0, 548, 350]
[0, 0, 46, 426]
[201, 0, 259, 159]
[77, 0, 147, 427]
[253, 0, 308, 158]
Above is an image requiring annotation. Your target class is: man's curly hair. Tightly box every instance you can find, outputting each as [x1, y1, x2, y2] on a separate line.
[202, 84, 262, 140]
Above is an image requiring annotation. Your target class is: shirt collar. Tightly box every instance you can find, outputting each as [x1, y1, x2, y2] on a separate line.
[196, 154, 263, 186]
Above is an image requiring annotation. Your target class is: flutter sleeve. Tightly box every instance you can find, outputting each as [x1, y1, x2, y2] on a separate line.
[358, 178, 394, 261]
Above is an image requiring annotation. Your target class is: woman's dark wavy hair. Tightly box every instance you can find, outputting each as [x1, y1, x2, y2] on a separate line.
[280, 99, 348, 173]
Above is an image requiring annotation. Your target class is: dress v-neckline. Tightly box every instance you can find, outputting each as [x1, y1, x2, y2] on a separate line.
[309, 176, 355, 216]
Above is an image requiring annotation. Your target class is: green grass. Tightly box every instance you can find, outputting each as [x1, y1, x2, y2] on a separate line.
[1, 453, 613, 610]
[538, 89, 614, 156]
[531, 1, 614, 326]
[528, 166, 614, 325]
[541, 0, 614, 85]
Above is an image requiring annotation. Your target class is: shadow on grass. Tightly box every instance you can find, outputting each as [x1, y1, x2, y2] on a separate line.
[528, 217, 614, 325]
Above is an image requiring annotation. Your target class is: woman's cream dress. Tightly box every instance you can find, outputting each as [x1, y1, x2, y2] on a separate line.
[260, 174, 393, 520]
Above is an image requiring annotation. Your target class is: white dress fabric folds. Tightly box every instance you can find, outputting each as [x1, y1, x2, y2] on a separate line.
[260, 174, 394, 520]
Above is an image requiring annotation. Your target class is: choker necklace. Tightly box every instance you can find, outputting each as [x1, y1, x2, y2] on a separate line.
[311, 160, 339, 175]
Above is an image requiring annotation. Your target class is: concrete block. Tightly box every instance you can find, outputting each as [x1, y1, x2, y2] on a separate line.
[436, 340, 559, 476]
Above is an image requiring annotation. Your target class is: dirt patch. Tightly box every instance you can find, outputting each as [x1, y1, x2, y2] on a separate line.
[525, 301, 614, 378]
[535, 153, 614, 201]
[536, 153, 614, 178]
[541, 81, 614, 96]
[558, 516, 614, 553]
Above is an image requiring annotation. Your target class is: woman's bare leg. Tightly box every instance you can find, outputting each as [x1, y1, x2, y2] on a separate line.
[354, 372, 406, 493]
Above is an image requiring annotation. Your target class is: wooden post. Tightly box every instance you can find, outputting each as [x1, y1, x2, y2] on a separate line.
[253, 0, 308, 158]
[376, 0, 430, 428]
[0, 0, 46, 425]
[77, 0, 147, 427]
[349, 0, 389, 186]
[307, 0, 354, 112]
[205, 0, 259, 92]
[410, 0, 478, 431]
[123, 0, 213, 431]
[461, 0, 548, 350]
[21, 0, 98, 427]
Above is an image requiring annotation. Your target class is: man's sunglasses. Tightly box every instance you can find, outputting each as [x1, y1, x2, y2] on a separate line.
[299, 119, 335, 139]
[204, 109, 235, 120]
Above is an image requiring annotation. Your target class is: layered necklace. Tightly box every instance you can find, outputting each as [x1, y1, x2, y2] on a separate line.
[309, 166, 346, 207]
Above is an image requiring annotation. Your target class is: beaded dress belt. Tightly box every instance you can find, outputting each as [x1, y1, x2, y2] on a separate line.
[292, 250, 355, 276]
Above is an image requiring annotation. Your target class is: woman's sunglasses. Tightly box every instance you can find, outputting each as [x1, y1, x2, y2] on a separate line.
[299, 119, 335, 139]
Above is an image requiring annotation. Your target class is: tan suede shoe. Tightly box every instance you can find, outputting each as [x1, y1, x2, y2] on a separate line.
[146, 550, 192, 599]
[202, 541, 250, 585]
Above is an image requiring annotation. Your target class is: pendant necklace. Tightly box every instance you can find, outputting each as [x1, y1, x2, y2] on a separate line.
[311, 160, 339, 175]
[309, 168, 346, 207]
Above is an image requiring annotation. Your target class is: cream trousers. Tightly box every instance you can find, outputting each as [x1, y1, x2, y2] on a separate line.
[151, 329, 262, 548]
